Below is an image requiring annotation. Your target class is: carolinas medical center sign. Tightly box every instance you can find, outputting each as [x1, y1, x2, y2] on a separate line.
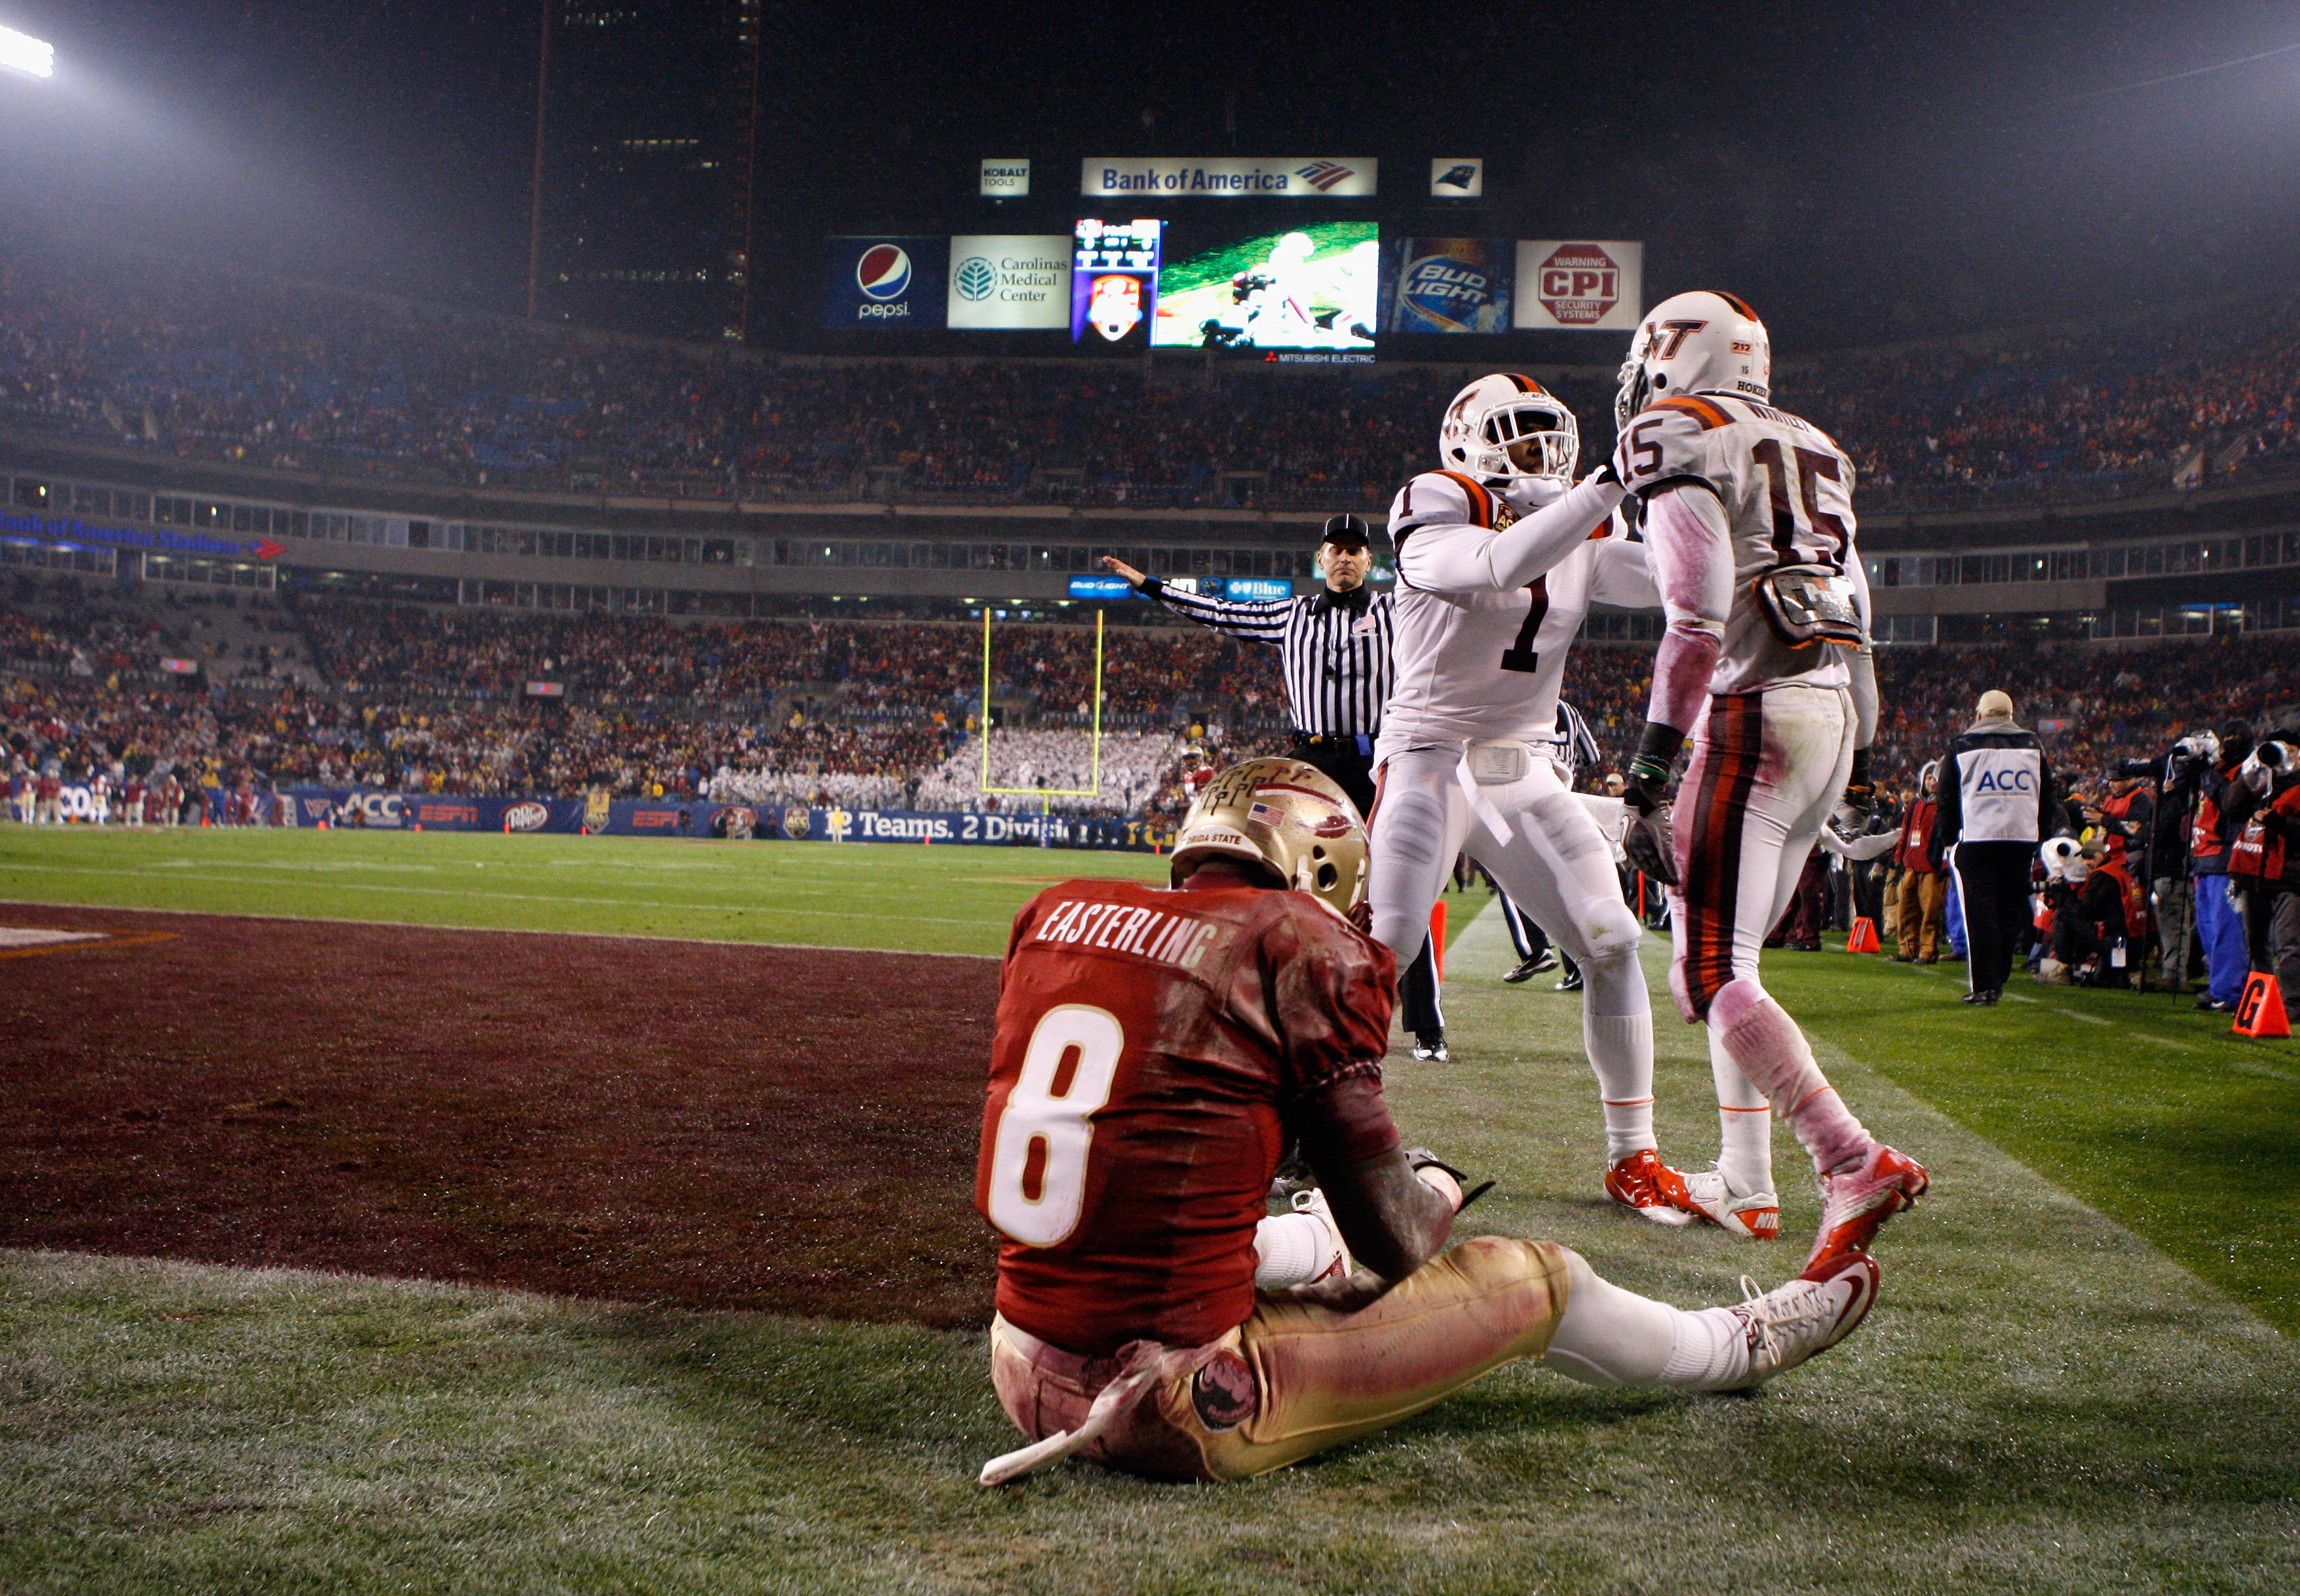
[946, 235, 1070, 330]
[1082, 157, 1377, 197]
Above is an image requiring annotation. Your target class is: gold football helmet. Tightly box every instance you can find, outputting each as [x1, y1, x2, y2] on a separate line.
[1169, 757, 1368, 918]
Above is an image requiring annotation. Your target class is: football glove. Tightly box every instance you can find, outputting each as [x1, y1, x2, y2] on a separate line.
[1620, 721, 1684, 888]
[1841, 746, 1877, 818]
[1402, 1148, 1494, 1213]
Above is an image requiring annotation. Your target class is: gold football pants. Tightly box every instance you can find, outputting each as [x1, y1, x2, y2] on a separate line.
[988, 1236, 1573, 1483]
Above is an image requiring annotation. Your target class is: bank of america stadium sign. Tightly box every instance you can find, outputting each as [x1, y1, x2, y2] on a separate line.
[0, 510, 280, 560]
[1081, 158, 1377, 198]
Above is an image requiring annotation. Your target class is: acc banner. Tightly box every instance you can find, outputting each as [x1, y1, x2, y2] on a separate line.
[1381, 238, 1512, 334]
[822, 237, 949, 329]
[947, 235, 1071, 330]
[1512, 240, 1643, 331]
[272, 788, 585, 832]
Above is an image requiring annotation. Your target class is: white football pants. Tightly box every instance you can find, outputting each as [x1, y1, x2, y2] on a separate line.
[1369, 745, 1655, 1154]
[1668, 684, 1874, 1188]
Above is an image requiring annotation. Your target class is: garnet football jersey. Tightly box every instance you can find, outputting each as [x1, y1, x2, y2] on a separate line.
[976, 877, 1397, 1357]
[1612, 391, 1870, 698]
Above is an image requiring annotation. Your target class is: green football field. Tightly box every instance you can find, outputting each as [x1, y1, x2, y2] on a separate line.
[2, 826, 2296, 1593]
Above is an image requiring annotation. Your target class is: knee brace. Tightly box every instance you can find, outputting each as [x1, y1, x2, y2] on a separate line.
[1578, 896, 1644, 967]
[1369, 787, 1451, 955]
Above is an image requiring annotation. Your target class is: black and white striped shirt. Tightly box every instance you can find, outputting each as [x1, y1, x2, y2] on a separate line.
[1137, 577, 1394, 737]
[1551, 700, 1602, 776]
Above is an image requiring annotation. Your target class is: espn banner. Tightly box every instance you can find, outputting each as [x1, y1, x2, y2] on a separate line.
[270, 788, 586, 832]
[1512, 240, 1643, 332]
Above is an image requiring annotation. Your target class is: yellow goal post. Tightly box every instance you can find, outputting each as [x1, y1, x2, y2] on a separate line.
[978, 608, 1104, 799]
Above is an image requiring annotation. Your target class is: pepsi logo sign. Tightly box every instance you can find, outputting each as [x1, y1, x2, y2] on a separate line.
[856, 244, 912, 301]
[503, 801, 550, 831]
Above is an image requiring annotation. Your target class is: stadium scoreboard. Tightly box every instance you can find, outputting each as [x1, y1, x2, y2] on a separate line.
[821, 154, 1639, 351]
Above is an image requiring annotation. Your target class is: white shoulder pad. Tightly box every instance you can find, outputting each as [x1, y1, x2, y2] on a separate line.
[1389, 471, 1487, 538]
[1612, 397, 1729, 499]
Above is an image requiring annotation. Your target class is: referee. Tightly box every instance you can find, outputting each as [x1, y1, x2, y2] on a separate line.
[1100, 513, 1446, 1051]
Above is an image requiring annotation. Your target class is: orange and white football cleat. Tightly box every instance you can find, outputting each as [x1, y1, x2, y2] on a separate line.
[1604, 1149, 1696, 1226]
[1804, 1143, 1929, 1274]
[1718, 1253, 1881, 1389]
[1674, 1167, 1781, 1240]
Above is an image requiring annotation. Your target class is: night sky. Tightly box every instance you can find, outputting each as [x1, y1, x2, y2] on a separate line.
[4, 0, 2297, 351]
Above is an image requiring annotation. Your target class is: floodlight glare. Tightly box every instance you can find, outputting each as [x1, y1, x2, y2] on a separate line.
[0, 24, 53, 77]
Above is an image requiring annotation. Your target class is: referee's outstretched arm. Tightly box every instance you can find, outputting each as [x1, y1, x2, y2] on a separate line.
[1102, 556, 1291, 643]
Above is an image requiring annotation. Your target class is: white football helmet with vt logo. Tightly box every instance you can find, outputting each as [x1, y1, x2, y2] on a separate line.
[1613, 290, 1772, 430]
[1439, 373, 1579, 486]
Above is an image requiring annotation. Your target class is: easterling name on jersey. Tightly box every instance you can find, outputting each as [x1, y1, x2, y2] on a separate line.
[1611, 390, 1869, 698]
[1377, 468, 1645, 763]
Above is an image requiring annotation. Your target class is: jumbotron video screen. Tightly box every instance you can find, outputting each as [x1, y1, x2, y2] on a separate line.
[1149, 221, 1379, 354]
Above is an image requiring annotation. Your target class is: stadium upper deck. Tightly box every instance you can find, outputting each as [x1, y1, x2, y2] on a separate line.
[7, 237, 2300, 645]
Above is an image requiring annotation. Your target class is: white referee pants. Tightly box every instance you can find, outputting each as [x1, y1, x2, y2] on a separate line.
[1369, 746, 1653, 1150]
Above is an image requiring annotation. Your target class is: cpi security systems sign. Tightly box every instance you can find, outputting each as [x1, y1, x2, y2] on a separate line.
[1082, 157, 1377, 198]
[1512, 240, 1643, 332]
[947, 235, 1070, 330]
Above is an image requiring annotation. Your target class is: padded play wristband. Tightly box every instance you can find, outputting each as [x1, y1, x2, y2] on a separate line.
[1627, 721, 1686, 786]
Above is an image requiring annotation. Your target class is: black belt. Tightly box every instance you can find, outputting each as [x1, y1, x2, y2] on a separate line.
[1292, 731, 1374, 754]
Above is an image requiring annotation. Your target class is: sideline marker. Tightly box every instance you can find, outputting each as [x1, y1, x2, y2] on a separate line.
[2233, 972, 2290, 1037]
[1845, 917, 1882, 953]
[1430, 900, 1447, 981]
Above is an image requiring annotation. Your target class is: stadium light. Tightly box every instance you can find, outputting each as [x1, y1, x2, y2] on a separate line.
[0, 24, 54, 78]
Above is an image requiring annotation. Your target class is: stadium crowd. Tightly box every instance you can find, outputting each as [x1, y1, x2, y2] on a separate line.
[14, 577, 2300, 825]
[5, 238, 2296, 510]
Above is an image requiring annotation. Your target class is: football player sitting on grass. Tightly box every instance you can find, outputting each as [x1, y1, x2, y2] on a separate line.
[974, 757, 1883, 1486]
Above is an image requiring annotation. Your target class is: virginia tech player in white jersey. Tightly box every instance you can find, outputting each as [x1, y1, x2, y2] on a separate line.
[1368, 373, 1696, 1227]
[1611, 290, 1930, 1277]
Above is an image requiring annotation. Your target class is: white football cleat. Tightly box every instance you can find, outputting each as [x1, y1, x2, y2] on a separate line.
[1719, 1253, 1881, 1389]
[1290, 1187, 1352, 1280]
[1674, 1167, 1780, 1240]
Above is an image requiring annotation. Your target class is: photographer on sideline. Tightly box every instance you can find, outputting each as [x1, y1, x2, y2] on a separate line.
[2154, 731, 2216, 993]
[2188, 721, 2255, 1014]
[2221, 727, 2300, 1016]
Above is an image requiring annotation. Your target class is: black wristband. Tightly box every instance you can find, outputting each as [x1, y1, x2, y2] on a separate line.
[1627, 721, 1686, 784]
[1137, 573, 1163, 596]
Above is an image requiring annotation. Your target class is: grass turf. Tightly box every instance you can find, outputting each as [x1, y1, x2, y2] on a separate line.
[1757, 940, 2300, 1336]
[0, 825, 1174, 955]
[0, 826, 1485, 960]
[3, 832, 2297, 1590]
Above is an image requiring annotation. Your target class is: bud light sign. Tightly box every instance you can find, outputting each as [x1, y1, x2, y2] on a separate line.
[822, 237, 949, 328]
[1381, 238, 1511, 335]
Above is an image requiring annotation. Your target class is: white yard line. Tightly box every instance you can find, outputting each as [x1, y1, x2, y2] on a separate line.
[0, 893, 1001, 960]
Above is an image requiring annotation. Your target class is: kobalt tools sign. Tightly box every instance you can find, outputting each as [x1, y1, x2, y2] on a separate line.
[979, 158, 1030, 197]
[947, 236, 1071, 329]
[1081, 158, 1377, 197]
[1513, 240, 1643, 331]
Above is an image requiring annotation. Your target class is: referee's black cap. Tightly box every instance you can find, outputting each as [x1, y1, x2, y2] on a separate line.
[1320, 514, 1371, 549]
